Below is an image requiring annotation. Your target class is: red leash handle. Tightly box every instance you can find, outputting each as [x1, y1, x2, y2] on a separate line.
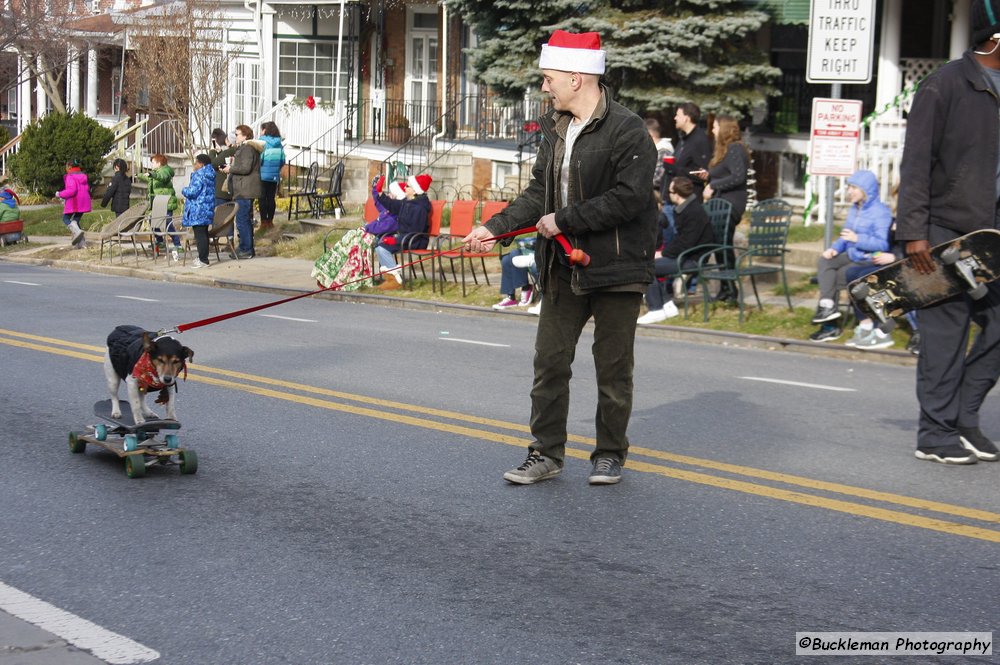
[164, 226, 588, 335]
[552, 234, 590, 266]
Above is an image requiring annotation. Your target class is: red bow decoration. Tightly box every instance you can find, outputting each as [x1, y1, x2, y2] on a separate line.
[305, 96, 316, 110]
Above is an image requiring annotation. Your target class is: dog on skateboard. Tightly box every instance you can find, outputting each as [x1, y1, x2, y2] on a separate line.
[104, 325, 192, 424]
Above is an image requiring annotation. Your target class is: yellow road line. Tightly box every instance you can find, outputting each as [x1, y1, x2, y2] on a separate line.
[3, 329, 1000, 543]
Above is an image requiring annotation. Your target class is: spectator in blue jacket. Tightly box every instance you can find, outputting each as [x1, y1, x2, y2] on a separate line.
[182, 154, 217, 268]
[809, 169, 893, 342]
[258, 121, 286, 230]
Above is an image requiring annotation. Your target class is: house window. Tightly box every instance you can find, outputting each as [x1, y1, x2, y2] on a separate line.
[277, 41, 353, 103]
[234, 60, 261, 124]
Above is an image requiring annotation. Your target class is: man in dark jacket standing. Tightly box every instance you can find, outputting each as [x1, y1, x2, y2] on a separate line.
[464, 30, 658, 485]
[896, 0, 1000, 465]
[664, 102, 712, 202]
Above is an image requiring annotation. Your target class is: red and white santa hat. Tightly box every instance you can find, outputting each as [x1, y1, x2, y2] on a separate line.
[408, 173, 433, 196]
[388, 180, 407, 200]
[539, 30, 606, 75]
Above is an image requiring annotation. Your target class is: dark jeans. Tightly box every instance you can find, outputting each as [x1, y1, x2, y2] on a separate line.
[192, 225, 210, 263]
[645, 255, 684, 310]
[259, 181, 278, 222]
[529, 263, 642, 465]
[235, 198, 254, 254]
[915, 224, 1000, 449]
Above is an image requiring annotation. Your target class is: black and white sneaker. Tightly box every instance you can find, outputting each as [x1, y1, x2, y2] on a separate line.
[958, 427, 999, 461]
[914, 444, 978, 465]
[589, 457, 622, 485]
[809, 325, 842, 343]
[811, 305, 842, 324]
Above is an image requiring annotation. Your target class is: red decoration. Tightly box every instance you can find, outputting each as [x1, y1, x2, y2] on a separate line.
[305, 96, 316, 110]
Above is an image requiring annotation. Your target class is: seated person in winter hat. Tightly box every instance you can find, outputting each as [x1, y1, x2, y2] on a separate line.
[0, 187, 21, 245]
[364, 175, 407, 236]
[374, 173, 433, 290]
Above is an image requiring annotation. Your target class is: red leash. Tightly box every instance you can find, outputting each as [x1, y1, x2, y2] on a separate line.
[159, 227, 590, 335]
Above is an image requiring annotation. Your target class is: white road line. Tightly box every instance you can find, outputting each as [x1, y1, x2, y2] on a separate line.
[739, 376, 856, 392]
[0, 581, 160, 664]
[439, 337, 511, 348]
[258, 314, 318, 323]
[115, 296, 159, 302]
[3, 280, 40, 286]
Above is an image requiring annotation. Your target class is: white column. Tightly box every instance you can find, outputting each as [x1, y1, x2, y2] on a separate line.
[951, 0, 972, 59]
[18, 54, 31, 133]
[262, 5, 275, 110]
[86, 45, 98, 117]
[35, 56, 45, 117]
[874, 0, 903, 112]
[68, 46, 80, 113]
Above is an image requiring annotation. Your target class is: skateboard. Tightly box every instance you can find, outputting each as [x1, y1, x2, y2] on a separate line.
[848, 229, 1000, 331]
[67, 400, 197, 478]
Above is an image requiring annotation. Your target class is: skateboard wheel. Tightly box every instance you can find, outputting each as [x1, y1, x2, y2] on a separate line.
[123, 434, 139, 452]
[940, 246, 959, 265]
[68, 432, 86, 454]
[850, 282, 870, 300]
[164, 434, 179, 449]
[94, 424, 107, 442]
[179, 449, 198, 475]
[970, 283, 989, 300]
[125, 454, 145, 479]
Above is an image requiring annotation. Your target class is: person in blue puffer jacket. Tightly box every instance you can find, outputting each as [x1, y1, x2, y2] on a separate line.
[258, 121, 286, 230]
[809, 169, 893, 339]
[181, 154, 217, 268]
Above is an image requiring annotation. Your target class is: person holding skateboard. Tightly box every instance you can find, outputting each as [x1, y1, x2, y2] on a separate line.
[895, 0, 1000, 464]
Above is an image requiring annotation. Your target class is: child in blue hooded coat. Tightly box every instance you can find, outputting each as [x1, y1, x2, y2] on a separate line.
[258, 121, 286, 229]
[181, 154, 217, 268]
[809, 169, 893, 342]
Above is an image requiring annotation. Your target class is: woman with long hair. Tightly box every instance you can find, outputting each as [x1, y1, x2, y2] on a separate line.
[695, 115, 749, 302]
[258, 120, 285, 230]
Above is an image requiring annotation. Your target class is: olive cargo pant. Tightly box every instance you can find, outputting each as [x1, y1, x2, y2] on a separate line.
[528, 264, 642, 465]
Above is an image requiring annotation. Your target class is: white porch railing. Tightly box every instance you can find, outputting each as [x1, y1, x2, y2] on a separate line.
[257, 99, 346, 168]
[0, 134, 21, 177]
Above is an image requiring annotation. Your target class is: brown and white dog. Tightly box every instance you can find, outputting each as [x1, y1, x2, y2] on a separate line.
[103, 325, 193, 424]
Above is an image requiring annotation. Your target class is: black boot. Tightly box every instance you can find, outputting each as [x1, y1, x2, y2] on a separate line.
[714, 282, 738, 303]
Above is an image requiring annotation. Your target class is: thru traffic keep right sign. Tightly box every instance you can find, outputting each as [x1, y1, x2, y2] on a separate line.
[806, 0, 877, 84]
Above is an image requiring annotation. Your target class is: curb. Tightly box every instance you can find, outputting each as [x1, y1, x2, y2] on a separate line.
[0, 252, 917, 367]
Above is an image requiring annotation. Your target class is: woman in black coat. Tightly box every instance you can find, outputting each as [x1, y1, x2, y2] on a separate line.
[101, 158, 133, 217]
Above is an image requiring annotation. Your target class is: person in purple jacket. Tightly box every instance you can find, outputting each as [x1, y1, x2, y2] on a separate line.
[57, 159, 92, 249]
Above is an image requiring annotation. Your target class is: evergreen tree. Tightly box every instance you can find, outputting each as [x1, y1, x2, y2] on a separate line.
[9, 112, 115, 197]
[447, 0, 781, 118]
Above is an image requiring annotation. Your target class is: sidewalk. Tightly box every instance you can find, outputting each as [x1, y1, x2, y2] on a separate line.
[1, 234, 917, 366]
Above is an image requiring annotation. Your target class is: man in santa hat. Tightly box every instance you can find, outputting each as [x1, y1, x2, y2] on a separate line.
[464, 29, 658, 486]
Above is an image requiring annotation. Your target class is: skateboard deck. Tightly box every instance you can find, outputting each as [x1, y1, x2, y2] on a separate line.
[848, 229, 1000, 330]
[67, 400, 196, 478]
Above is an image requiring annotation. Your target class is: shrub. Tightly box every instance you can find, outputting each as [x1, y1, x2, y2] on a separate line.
[9, 112, 115, 197]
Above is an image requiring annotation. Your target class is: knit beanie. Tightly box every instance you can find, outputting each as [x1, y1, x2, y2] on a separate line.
[972, 0, 1000, 45]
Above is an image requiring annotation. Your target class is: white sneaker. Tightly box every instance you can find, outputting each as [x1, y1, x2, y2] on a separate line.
[511, 254, 535, 269]
[170, 249, 179, 262]
[190, 259, 208, 269]
[637, 301, 679, 325]
[673, 278, 686, 301]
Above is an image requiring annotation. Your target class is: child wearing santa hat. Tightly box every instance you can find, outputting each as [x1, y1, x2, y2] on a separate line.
[374, 173, 433, 290]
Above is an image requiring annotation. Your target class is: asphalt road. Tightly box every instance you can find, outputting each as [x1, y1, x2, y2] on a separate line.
[1, 262, 998, 665]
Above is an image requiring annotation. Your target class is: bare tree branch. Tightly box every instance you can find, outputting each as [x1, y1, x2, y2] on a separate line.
[125, 0, 244, 162]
